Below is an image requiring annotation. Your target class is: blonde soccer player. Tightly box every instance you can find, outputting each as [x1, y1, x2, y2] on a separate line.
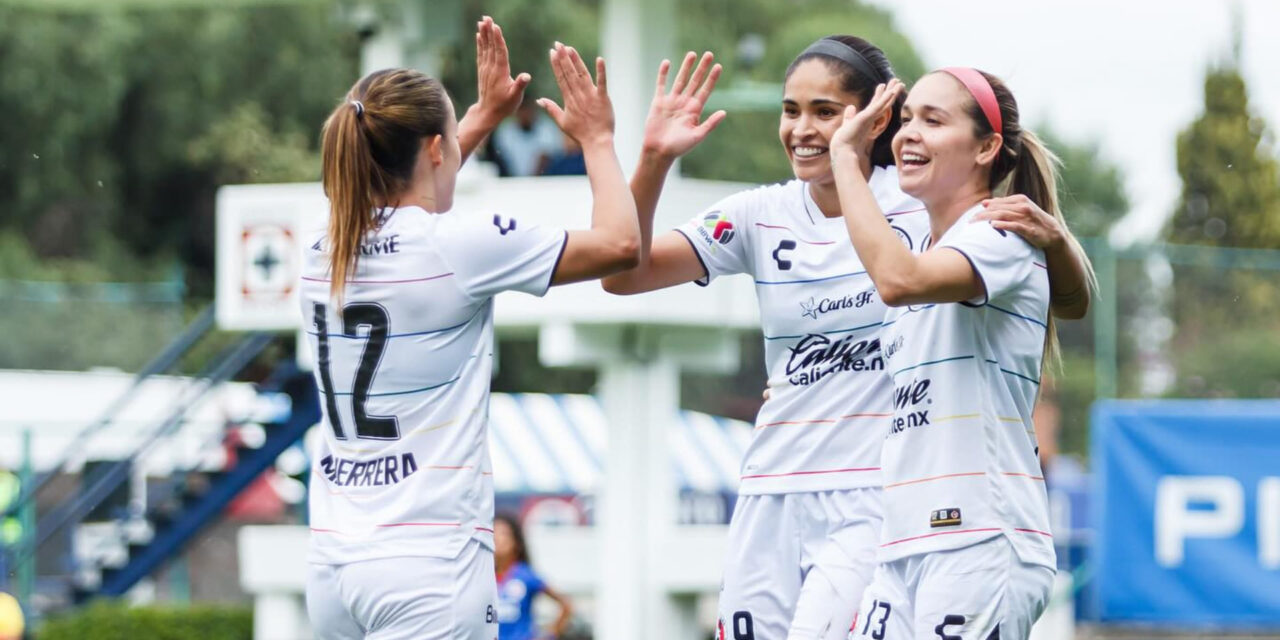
[300, 22, 638, 639]
[832, 70, 1093, 640]
[603, 38, 1091, 640]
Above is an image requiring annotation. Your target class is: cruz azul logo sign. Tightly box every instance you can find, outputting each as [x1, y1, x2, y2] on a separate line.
[800, 290, 875, 319]
[890, 378, 932, 433]
[784, 334, 883, 386]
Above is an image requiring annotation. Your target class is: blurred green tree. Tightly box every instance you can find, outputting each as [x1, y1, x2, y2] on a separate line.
[1167, 64, 1280, 247]
[1042, 128, 1128, 238]
[0, 3, 359, 287]
[446, 0, 599, 106]
[1161, 54, 1280, 399]
[680, 0, 926, 185]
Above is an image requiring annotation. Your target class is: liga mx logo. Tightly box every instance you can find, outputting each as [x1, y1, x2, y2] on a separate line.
[703, 211, 735, 245]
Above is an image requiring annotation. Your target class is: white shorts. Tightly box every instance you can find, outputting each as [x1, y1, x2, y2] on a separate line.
[306, 539, 498, 640]
[717, 488, 882, 640]
[850, 536, 1054, 640]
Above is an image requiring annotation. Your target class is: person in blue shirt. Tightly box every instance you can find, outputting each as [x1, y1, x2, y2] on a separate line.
[495, 513, 573, 640]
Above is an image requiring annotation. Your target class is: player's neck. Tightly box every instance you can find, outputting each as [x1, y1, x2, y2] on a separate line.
[923, 181, 990, 245]
[386, 184, 442, 214]
[809, 159, 873, 218]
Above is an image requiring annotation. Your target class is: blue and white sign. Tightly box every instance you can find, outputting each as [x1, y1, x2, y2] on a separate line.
[1092, 400, 1280, 626]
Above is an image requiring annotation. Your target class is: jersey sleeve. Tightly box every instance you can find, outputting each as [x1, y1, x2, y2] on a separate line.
[437, 212, 568, 299]
[523, 567, 547, 595]
[673, 191, 756, 286]
[938, 219, 1038, 305]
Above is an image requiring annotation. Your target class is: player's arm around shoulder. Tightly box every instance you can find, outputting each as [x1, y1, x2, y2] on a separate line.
[972, 194, 1092, 319]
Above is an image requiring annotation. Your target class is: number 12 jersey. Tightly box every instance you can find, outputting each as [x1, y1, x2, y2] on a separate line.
[299, 206, 566, 565]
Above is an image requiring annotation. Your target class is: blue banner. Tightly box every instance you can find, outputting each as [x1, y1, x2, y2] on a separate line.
[1091, 400, 1280, 626]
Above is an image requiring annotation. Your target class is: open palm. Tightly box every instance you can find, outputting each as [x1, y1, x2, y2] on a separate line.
[833, 78, 903, 154]
[642, 51, 727, 159]
[475, 16, 531, 122]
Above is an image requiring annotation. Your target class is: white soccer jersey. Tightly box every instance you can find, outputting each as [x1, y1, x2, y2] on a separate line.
[676, 166, 927, 495]
[299, 206, 566, 565]
[876, 204, 1055, 568]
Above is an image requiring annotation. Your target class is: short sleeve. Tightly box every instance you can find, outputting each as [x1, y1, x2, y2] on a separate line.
[523, 567, 546, 595]
[938, 219, 1037, 305]
[436, 212, 568, 299]
[673, 191, 755, 286]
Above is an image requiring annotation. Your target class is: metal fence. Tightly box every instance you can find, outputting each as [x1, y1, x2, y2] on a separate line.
[1045, 240, 1280, 459]
[0, 276, 186, 372]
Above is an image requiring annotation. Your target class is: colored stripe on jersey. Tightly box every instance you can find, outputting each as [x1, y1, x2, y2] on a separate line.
[676, 167, 929, 495]
[300, 205, 566, 565]
[877, 204, 1055, 569]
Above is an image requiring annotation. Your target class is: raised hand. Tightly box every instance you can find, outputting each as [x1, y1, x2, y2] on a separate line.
[473, 16, 531, 124]
[833, 78, 904, 155]
[538, 43, 614, 147]
[641, 51, 727, 159]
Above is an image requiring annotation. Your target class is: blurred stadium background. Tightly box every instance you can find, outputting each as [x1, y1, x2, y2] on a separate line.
[1, 0, 1278, 638]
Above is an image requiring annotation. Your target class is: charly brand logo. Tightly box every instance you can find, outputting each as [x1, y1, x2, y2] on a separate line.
[891, 225, 913, 250]
[799, 290, 875, 320]
[772, 240, 796, 270]
[784, 334, 883, 386]
[890, 378, 931, 433]
[493, 215, 517, 235]
[494, 215, 519, 235]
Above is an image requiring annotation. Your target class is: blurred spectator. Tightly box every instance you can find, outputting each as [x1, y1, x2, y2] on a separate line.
[0, 592, 22, 640]
[495, 513, 572, 640]
[542, 136, 586, 176]
[492, 100, 563, 177]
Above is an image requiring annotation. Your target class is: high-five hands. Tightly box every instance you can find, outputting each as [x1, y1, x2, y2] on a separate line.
[473, 16, 531, 124]
[832, 78, 905, 157]
[641, 52, 727, 159]
[538, 43, 615, 147]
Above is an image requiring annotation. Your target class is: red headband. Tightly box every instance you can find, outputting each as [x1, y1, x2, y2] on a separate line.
[941, 67, 1002, 134]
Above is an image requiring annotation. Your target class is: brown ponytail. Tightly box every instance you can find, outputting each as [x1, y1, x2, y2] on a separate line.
[320, 69, 450, 305]
[954, 70, 1098, 374]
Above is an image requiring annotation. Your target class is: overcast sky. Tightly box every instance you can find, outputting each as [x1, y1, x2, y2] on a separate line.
[863, 0, 1280, 244]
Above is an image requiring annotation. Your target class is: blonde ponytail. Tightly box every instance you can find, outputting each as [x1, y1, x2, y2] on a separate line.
[1000, 129, 1097, 374]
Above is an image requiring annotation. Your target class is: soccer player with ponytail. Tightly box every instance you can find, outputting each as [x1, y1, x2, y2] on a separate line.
[831, 70, 1093, 640]
[300, 19, 638, 639]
